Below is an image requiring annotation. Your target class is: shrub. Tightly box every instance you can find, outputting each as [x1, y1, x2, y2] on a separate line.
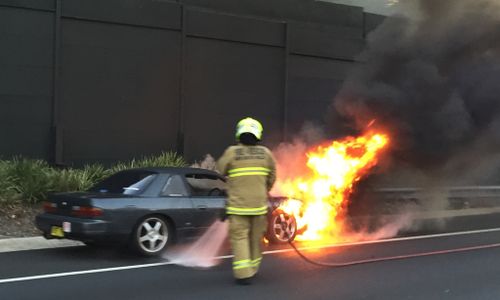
[191, 154, 217, 171]
[0, 160, 20, 204]
[0, 151, 187, 205]
[3, 157, 53, 204]
[82, 164, 111, 184]
[110, 151, 187, 173]
[49, 164, 112, 193]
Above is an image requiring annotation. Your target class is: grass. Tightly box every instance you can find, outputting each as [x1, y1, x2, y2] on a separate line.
[0, 151, 187, 205]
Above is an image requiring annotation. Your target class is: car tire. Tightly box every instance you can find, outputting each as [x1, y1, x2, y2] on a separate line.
[131, 215, 171, 256]
[266, 209, 297, 244]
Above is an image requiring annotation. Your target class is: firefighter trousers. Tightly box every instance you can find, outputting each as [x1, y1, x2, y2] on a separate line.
[228, 214, 267, 279]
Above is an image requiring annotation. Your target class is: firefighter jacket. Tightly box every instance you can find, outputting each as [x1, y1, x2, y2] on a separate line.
[217, 144, 276, 216]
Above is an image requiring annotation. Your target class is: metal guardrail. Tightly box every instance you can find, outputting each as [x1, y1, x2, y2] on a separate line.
[375, 186, 500, 208]
[377, 186, 500, 198]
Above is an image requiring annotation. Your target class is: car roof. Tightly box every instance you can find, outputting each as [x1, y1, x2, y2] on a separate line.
[119, 167, 223, 177]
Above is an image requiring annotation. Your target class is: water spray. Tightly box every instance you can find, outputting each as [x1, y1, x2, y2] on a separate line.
[165, 220, 228, 268]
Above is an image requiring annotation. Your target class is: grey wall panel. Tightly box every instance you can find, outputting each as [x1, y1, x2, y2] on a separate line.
[62, 0, 181, 29]
[0, 0, 54, 11]
[290, 55, 355, 80]
[286, 55, 355, 134]
[186, 8, 285, 47]
[0, 7, 53, 158]
[309, 1, 363, 28]
[289, 22, 365, 60]
[60, 20, 181, 165]
[181, 0, 363, 28]
[0, 125, 52, 158]
[183, 37, 284, 161]
[62, 127, 174, 166]
[364, 13, 385, 36]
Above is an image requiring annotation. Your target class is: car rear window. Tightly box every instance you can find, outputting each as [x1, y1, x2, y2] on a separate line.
[89, 170, 157, 195]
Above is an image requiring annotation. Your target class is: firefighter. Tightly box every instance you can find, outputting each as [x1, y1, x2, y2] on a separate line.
[217, 117, 276, 285]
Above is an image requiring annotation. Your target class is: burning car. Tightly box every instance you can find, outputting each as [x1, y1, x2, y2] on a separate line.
[35, 167, 298, 256]
[271, 131, 389, 242]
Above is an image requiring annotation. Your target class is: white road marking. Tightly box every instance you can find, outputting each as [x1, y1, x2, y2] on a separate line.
[0, 262, 174, 284]
[1, 227, 500, 284]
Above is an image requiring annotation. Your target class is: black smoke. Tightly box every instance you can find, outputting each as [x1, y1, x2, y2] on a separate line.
[330, 0, 500, 182]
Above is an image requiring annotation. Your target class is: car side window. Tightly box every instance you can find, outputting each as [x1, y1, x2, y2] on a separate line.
[185, 174, 226, 197]
[160, 175, 188, 197]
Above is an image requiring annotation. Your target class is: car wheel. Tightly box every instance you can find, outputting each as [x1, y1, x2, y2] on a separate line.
[267, 209, 297, 244]
[132, 216, 170, 256]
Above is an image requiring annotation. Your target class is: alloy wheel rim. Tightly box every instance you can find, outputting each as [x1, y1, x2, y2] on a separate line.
[138, 217, 168, 253]
[272, 213, 296, 242]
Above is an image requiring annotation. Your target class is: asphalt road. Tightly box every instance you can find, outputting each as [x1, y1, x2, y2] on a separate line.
[2, 212, 500, 300]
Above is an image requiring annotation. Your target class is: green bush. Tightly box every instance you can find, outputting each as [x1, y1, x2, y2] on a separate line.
[0, 160, 19, 204]
[82, 164, 111, 184]
[49, 164, 111, 193]
[0, 151, 187, 205]
[2, 157, 54, 204]
[110, 151, 187, 173]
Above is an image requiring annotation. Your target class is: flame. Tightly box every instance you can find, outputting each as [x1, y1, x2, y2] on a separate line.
[276, 131, 389, 242]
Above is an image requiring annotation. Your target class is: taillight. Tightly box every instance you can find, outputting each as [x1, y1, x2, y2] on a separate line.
[42, 201, 57, 213]
[71, 206, 103, 217]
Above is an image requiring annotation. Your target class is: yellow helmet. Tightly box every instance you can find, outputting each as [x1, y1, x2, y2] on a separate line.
[235, 117, 263, 141]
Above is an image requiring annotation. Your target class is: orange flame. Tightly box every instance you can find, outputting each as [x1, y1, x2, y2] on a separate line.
[276, 131, 389, 242]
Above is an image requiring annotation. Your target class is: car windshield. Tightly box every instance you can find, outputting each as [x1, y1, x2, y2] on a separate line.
[89, 170, 157, 195]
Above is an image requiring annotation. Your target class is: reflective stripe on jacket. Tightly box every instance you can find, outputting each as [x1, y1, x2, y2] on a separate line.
[228, 167, 271, 177]
[217, 145, 276, 215]
[226, 205, 268, 215]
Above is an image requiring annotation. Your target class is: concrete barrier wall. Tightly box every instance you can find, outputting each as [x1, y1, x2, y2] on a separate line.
[0, 0, 384, 165]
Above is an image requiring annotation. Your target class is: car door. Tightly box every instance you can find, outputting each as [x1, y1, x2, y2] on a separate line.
[184, 173, 226, 230]
[159, 174, 198, 236]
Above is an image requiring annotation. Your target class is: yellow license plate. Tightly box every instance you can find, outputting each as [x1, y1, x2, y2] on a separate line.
[51, 226, 64, 238]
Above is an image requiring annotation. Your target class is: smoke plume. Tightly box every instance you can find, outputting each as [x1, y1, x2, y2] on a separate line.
[191, 154, 217, 171]
[330, 0, 500, 184]
[271, 123, 325, 196]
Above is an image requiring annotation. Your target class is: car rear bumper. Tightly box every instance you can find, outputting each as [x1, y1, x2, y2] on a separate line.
[35, 213, 117, 242]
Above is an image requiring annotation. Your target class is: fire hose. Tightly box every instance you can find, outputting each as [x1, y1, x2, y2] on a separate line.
[278, 218, 500, 268]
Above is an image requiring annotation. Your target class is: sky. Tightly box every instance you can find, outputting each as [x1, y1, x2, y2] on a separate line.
[319, 0, 398, 15]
